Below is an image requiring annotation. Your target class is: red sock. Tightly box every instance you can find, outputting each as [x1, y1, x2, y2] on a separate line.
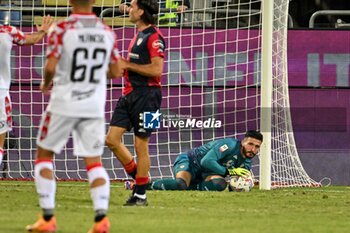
[135, 176, 149, 185]
[124, 159, 137, 179]
[135, 176, 149, 195]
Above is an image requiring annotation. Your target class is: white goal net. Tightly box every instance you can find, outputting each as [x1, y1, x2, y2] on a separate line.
[0, 0, 320, 188]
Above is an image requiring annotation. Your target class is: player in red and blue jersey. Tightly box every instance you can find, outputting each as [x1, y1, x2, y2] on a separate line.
[106, 0, 166, 206]
[151, 131, 263, 191]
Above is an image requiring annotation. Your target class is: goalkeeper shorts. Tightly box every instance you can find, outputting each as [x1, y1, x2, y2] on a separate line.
[173, 153, 198, 182]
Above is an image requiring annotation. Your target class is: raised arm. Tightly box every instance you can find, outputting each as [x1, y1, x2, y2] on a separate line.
[24, 15, 53, 45]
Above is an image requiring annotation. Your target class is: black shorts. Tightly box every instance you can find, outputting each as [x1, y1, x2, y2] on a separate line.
[110, 87, 162, 138]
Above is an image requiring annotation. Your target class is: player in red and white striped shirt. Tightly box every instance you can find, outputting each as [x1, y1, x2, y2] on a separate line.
[0, 16, 53, 165]
[25, 1, 122, 233]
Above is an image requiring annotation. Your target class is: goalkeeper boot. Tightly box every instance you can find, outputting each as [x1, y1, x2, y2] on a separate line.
[26, 215, 57, 233]
[87, 216, 110, 233]
[123, 194, 148, 206]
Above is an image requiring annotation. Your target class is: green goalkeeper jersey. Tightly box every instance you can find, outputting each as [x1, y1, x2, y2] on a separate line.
[187, 138, 252, 176]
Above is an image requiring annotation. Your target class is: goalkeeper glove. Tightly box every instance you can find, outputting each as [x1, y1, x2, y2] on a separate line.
[226, 167, 250, 177]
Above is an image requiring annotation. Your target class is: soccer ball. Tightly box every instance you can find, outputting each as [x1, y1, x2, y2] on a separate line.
[229, 175, 254, 192]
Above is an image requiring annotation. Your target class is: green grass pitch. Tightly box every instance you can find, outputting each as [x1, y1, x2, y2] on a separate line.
[0, 181, 349, 233]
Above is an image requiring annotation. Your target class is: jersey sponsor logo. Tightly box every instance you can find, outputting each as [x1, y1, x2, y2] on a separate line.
[129, 52, 140, 59]
[137, 38, 143, 46]
[72, 89, 95, 100]
[152, 40, 164, 49]
[143, 110, 162, 129]
[219, 144, 228, 152]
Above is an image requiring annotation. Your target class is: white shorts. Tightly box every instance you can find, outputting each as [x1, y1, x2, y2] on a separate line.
[0, 93, 12, 134]
[36, 111, 105, 157]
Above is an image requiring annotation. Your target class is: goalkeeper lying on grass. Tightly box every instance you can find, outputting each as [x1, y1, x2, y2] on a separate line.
[126, 130, 263, 191]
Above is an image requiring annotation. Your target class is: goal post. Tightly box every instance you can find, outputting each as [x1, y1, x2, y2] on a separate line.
[0, 0, 320, 188]
[260, 0, 273, 190]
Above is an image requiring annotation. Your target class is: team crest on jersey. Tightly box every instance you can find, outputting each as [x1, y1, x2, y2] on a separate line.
[137, 38, 143, 46]
[219, 144, 228, 152]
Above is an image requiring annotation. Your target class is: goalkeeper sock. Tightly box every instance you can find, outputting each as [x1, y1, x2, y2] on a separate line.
[87, 163, 110, 212]
[0, 148, 3, 165]
[35, 159, 56, 210]
[134, 176, 148, 196]
[151, 178, 188, 190]
[124, 159, 137, 179]
[199, 178, 227, 191]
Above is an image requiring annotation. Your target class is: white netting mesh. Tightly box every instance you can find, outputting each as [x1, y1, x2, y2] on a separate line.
[0, 0, 319, 187]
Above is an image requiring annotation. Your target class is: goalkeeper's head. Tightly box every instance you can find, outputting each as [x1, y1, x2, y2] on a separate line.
[241, 130, 263, 159]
